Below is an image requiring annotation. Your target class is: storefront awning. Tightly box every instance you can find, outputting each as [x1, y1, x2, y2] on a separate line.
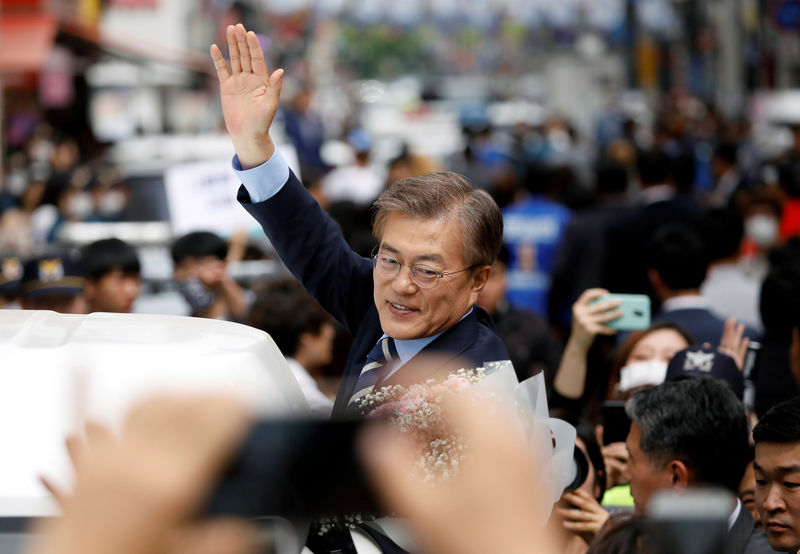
[58, 19, 212, 75]
[0, 13, 57, 73]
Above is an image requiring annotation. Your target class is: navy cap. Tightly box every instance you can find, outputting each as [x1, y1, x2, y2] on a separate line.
[20, 255, 85, 299]
[665, 346, 744, 400]
[0, 256, 23, 298]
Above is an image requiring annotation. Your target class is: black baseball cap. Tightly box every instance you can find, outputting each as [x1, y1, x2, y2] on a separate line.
[665, 346, 744, 400]
[20, 255, 85, 299]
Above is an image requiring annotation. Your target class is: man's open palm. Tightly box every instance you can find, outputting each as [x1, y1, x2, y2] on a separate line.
[210, 24, 283, 167]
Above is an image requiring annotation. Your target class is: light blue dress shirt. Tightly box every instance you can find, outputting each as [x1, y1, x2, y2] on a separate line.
[233, 150, 290, 203]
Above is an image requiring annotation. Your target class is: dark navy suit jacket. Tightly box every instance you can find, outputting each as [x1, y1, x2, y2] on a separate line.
[655, 307, 759, 347]
[238, 170, 509, 417]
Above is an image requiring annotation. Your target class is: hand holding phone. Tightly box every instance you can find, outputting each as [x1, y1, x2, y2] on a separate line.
[571, 289, 624, 348]
[589, 293, 650, 331]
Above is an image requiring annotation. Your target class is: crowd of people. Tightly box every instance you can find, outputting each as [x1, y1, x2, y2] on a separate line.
[3, 20, 800, 554]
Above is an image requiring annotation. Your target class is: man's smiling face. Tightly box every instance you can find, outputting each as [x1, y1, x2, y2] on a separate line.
[373, 212, 488, 340]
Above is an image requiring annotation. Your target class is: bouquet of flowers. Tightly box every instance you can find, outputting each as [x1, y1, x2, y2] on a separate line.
[315, 361, 577, 549]
[354, 366, 488, 483]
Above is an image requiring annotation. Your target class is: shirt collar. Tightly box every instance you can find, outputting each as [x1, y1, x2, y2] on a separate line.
[661, 295, 712, 312]
[728, 498, 741, 531]
[638, 184, 675, 205]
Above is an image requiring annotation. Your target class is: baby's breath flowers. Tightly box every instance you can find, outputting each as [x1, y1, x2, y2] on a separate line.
[315, 367, 489, 535]
[355, 367, 487, 482]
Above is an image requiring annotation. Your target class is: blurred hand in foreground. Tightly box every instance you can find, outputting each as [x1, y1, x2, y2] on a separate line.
[361, 393, 558, 554]
[29, 396, 254, 554]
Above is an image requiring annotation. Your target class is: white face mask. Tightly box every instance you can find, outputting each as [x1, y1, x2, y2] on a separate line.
[67, 192, 93, 220]
[745, 214, 779, 249]
[6, 171, 28, 196]
[619, 360, 668, 392]
[29, 140, 54, 163]
[97, 190, 126, 217]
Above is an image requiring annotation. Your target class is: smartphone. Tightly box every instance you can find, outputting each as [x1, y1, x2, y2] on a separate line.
[742, 340, 761, 415]
[591, 293, 651, 331]
[203, 418, 381, 519]
[601, 400, 631, 445]
[647, 488, 732, 554]
[742, 340, 761, 381]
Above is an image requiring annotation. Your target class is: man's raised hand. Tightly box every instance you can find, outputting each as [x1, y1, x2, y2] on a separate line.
[210, 23, 284, 169]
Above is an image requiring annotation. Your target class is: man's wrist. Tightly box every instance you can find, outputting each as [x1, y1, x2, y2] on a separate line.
[233, 136, 275, 170]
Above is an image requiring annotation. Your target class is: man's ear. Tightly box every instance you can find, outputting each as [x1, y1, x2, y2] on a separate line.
[668, 459, 692, 489]
[470, 265, 492, 292]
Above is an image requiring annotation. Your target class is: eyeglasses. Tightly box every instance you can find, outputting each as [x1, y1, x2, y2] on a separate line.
[372, 253, 473, 289]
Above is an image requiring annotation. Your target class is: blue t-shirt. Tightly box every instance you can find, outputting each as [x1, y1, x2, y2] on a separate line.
[502, 196, 571, 315]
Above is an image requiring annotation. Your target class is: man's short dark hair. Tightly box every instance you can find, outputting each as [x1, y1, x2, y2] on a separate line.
[171, 231, 228, 264]
[647, 225, 709, 290]
[247, 278, 330, 357]
[760, 260, 800, 340]
[595, 162, 629, 196]
[636, 149, 671, 186]
[753, 396, 800, 444]
[696, 209, 744, 262]
[625, 378, 749, 493]
[81, 238, 140, 280]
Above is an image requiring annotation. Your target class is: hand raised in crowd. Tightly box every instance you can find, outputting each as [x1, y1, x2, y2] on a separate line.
[717, 316, 750, 371]
[30, 396, 254, 554]
[210, 24, 284, 169]
[556, 489, 611, 542]
[570, 289, 622, 351]
[362, 393, 558, 554]
[554, 289, 622, 400]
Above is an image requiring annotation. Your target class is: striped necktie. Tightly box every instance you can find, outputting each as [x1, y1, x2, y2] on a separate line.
[347, 336, 398, 412]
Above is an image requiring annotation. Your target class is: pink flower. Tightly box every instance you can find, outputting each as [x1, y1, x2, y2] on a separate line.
[367, 401, 403, 419]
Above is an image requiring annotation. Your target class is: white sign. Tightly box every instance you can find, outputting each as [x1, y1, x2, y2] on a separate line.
[164, 145, 300, 237]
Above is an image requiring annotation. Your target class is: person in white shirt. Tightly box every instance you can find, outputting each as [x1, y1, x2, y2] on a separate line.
[699, 208, 763, 332]
[321, 128, 383, 207]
